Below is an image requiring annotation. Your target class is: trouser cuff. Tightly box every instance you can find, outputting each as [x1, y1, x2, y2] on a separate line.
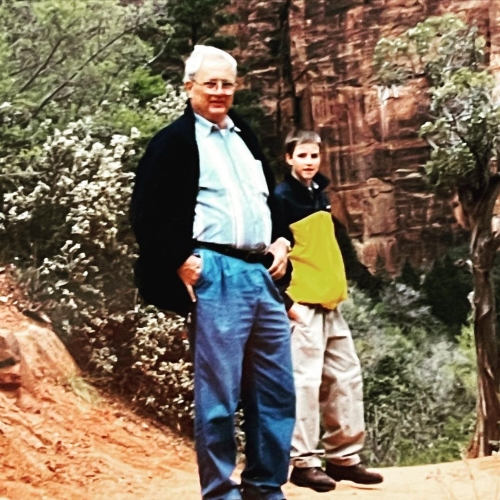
[325, 455, 361, 467]
[291, 456, 323, 468]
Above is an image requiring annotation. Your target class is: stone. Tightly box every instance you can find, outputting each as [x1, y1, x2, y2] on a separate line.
[0, 330, 22, 390]
[0, 298, 79, 401]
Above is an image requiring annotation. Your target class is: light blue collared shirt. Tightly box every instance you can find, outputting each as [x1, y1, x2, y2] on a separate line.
[192, 113, 272, 250]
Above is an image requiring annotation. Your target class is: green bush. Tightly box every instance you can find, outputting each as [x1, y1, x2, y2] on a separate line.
[0, 0, 170, 202]
[343, 284, 477, 466]
[421, 247, 473, 334]
[1, 90, 198, 433]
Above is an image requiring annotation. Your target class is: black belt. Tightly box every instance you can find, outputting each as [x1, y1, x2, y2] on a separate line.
[194, 241, 274, 268]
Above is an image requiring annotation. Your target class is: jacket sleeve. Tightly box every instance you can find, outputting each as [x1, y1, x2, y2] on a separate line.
[272, 188, 294, 310]
[333, 216, 383, 297]
[129, 125, 198, 314]
[130, 130, 195, 272]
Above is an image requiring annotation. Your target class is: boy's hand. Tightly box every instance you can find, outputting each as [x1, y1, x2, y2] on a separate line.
[267, 237, 290, 280]
[287, 304, 303, 323]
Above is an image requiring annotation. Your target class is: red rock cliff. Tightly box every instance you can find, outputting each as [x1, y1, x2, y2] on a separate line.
[231, 0, 500, 272]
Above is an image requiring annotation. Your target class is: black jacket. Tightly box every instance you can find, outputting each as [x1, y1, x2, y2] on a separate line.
[275, 172, 380, 299]
[130, 101, 287, 316]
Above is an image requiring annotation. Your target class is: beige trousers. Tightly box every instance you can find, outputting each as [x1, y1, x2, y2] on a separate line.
[290, 303, 365, 468]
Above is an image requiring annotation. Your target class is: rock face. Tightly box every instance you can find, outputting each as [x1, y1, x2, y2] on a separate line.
[232, 0, 499, 272]
[0, 272, 79, 402]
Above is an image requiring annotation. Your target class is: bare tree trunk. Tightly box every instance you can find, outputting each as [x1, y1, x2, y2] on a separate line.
[467, 192, 500, 457]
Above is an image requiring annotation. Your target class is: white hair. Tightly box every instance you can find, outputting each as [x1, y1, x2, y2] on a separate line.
[183, 45, 237, 83]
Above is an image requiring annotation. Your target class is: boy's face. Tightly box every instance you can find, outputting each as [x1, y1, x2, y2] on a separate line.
[286, 142, 321, 187]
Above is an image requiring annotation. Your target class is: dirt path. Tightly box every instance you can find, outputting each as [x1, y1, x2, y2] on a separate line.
[1, 376, 499, 500]
[1, 274, 499, 500]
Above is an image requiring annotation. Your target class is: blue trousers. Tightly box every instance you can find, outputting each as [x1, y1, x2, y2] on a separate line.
[189, 248, 296, 500]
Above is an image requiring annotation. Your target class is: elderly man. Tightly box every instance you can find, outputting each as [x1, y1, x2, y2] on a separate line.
[130, 46, 295, 500]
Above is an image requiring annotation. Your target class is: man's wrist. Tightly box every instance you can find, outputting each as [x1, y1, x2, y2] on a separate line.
[275, 237, 292, 252]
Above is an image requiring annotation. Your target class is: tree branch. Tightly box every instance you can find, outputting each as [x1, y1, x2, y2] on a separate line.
[146, 45, 167, 68]
[18, 37, 65, 94]
[9, 62, 39, 78]
[31, 25, 138, 118]
[450, 113, 490, 176]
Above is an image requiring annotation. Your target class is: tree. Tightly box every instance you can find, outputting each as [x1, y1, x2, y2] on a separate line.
[0, 0, 168, 117]
[373, 14, 500, 457]
[146, 0, 237, 83]
[0, 0, 169, 197]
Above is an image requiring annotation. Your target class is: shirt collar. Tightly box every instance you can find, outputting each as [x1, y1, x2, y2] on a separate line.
[285, 172, 330, 195]
[194, 112, 241, 136]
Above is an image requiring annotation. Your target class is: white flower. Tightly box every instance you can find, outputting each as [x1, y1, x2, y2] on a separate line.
[113, 145, 125, 159]
[3, 192, 15, 203]
[71, 224, 84, 235]
[110, 134, 128, 147]
[16, 211, 31, 221]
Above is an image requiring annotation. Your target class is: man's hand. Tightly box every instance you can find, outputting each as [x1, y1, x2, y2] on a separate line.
[177, 254, 202, 302]
[267, 237, 290, 280]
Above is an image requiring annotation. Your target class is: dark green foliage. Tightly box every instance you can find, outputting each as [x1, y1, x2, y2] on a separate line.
[232, 89, 267, 139]
[147, 0, 238, 83]
[127, 68, 168, 105]
[421, 249, 473, 333]
[403, 246, 500, 340]
[344, 285, 476, 466]
[397, 260, 421, 290]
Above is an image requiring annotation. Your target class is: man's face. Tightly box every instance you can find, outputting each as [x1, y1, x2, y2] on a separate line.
[286, 143, 321, 187]
[185, 57, 236, 125]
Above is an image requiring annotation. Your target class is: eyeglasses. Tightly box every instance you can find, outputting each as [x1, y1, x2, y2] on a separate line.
[192, 79, 237, 95]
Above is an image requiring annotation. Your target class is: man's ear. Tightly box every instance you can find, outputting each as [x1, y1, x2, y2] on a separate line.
[185, 81, 194, 97]
[285, 153, 293, 166]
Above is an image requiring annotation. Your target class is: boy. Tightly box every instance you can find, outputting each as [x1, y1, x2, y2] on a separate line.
[274, 130, 383, 493]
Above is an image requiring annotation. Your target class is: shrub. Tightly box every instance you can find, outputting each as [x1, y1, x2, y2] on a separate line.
[343, 284, 477, 466]
[1, 88, 197, 433]
[421, 247, 473, 333]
